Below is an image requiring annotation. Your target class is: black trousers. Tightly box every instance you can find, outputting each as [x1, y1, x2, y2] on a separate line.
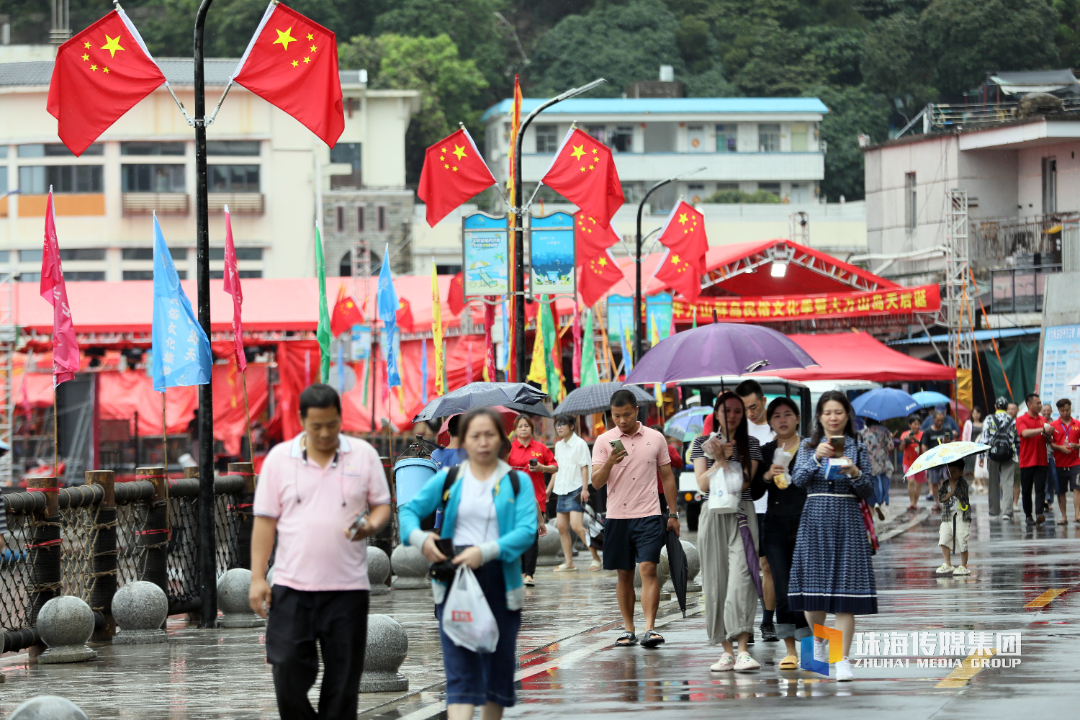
[1020, 465, 1048, 519]
[265, 586, 369, 720]
[521, 531, 539, 576]
[761, 513, 808, 638]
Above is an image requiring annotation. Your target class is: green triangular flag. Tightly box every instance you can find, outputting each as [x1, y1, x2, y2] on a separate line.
[315, 223, 331, 384]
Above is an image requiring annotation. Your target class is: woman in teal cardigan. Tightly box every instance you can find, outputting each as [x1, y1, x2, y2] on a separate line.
[399, 408, 538, 719]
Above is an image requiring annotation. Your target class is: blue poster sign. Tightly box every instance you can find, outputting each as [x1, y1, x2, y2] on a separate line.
[462, 213, 509, 298]
[1040, 324, 1080, 417]
[607, 295, 635, 343]
[529, 212, 575, 296]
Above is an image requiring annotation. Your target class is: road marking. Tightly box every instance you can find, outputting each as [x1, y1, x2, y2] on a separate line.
[1025, 588, 1068, 608]
[935, 650, 997, 688]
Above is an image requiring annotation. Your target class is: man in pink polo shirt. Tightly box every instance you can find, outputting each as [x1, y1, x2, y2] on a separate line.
[593, 388, 679, 649]
[249, 384, 391, 720]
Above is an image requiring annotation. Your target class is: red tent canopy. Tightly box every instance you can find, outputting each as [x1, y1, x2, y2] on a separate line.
[758, 332, 955, 382]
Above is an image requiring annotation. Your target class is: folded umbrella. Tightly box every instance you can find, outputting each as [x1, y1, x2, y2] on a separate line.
[664, 529, 688, 617]
[413, 382, 550, 422]
[625, 323, 816, 385]
[738, 512, 763, 598]
[553, 381, 653, 416]
[852, 388, 921, 422]
[904, 441, 989, 477]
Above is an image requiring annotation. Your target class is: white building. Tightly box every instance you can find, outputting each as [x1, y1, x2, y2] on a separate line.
[863, 113, 1080, 325]
[0, 58, 419, 280]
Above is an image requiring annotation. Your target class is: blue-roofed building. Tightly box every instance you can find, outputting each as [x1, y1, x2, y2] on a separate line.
[481, 96, 829, 209]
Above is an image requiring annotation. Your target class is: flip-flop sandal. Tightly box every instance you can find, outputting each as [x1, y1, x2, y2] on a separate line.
[641, 630, 665, 648]
[523, 577, 535, 587]
[779, 655, 799, 670]
[1057, 520, 1068, 525]
[615, 632, 638, 647]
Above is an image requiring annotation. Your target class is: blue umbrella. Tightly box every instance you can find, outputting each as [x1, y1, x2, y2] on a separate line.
[852, 388, 921, 422]
[912, 390, 953, 408]
[664, 407, 712, 440]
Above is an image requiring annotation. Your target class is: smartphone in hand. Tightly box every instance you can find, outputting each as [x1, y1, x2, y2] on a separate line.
[610, 439, 626, 453]
[829, 436, 846, 454]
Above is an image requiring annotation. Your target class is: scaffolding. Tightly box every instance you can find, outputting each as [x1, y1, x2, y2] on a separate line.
[945, 188, 973, 373]
[789, 211, 810, 246]
[0, 264, 15, 485]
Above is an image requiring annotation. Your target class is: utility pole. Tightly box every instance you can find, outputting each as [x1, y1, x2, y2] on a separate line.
[512, 79, 606, 380]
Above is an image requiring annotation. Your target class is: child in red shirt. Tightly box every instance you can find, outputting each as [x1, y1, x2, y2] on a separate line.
[901, 416, 925, 511]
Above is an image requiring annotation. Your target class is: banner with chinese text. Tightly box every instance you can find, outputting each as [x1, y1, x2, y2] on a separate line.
[671, 284, 940, 323]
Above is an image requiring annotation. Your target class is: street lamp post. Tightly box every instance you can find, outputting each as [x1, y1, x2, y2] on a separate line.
[193, 0, 216, 628]
[634, 168, 706, 362]
[513, 78, 606, 381]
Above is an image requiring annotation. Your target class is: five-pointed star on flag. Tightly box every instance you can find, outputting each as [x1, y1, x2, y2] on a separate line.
[274, 27, 297, 51]
[452, 145, 467, 160]
[101, 34, 124, 57]
[571, 144, 586, 160]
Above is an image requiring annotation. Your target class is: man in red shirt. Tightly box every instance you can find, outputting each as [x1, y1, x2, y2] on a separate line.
[1051, 398, 1080, 524]
[1016, 393, 1052, 526]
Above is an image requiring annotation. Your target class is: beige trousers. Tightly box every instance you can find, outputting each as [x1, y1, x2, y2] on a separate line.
[697, 499, 759, 645]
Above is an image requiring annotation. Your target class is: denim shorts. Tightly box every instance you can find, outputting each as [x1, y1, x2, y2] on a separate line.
[556, 490, 584, 514]
[436, 552, 521, 707]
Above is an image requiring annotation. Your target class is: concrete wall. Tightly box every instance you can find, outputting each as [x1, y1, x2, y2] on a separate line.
[1016, 141, 1080, 215]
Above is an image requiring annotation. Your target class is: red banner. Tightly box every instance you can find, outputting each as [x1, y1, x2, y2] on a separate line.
[672, 284, 940, 323]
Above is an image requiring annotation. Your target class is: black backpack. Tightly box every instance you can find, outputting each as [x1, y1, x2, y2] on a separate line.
[987, 416, 1015, 463]
[419, 466, 522, 530]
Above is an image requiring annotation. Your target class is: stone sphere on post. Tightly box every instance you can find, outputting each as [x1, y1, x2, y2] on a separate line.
[218, 568, 266, 628]
[367, 545, 391, 596]
[9, 696, 89, 720]
[391, 543, 429, 590]
[36, 596, 97, 664]
[682, 539, 702, 590]
[112, 580, 169, 644]
[359, 614, 409, 692]
[535, 521, 562, 566]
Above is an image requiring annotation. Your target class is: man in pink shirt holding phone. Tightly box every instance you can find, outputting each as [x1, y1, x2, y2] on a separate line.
[592, 389, 679, 649]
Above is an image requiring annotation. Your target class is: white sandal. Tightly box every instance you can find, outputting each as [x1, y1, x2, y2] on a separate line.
[554, 563, 578, 572]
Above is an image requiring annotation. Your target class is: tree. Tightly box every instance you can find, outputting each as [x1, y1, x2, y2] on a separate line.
[862, 12, 937, 120]
[337, 33, 488, 184]
[922, 0, 1060, 97]
[810, 84, 892, 201]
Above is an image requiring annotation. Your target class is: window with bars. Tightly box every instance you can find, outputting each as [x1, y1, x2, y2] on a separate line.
[20, 165, 103, 193]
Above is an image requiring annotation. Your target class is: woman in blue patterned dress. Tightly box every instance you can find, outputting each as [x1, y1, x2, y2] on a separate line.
[788, 391, 876, 682]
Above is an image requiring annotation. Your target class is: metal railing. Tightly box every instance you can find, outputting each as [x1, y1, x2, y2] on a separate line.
[990, 264, 1061, 314]
[121, 193, 191, 216]
[928, 99, 1080, 131]
[971, 213, 1077, 263]
[0, 467, 254, 652]
[207, 193, 264, 214]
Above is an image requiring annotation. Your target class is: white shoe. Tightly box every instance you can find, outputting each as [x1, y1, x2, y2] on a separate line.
[710, 652, 735, 672]
[935, 563, 954, 575]
[733, 652, 760, 672]
[813, 638, 829, 663]
[953, 565, 971, 576]
[835, 657, 854, 682]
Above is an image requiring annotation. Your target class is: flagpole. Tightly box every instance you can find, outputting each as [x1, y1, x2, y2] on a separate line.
[52, 386, 58, 476]
[161, 391, 168, 470]
[241, 371, 254, 463]
[513, 78, 606, 380]
[193, 0, 218, 629]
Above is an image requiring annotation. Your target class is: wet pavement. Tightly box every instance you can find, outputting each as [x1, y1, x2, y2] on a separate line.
[0, 491, 1078, 718]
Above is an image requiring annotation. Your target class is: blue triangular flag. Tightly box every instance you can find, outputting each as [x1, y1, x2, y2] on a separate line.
[376, 245, 401, 389]
[152, 213, 211, 391]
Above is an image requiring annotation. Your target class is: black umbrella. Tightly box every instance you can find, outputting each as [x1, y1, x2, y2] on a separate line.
[553, 382, 653, 416]
[412, 382, 551, 422]
[665, 529, 688, 617]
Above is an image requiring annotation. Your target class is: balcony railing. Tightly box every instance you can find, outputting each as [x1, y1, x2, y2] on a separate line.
[928, 99, 1080, 131]
[990, 263, 1061, 314]
[971, 213, 1077, 263]
[122, 193, 190, 215]
[208, 193, 264, 214]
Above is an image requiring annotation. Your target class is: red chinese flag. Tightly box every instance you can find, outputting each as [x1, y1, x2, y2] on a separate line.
[656, 201, 709, 273]
[541, 128, 624, 228]
[231, 2, 344, 148]
[578, 250, 624, 308]
[447, 272, 465, 316]
[575, 210, 621, 262]
[397, 297, 415, 333]
[418, 128, 497, 227]
[47, 9, 166, 157]
[653, 249, 702, 303]
[330, 285, 364, 338]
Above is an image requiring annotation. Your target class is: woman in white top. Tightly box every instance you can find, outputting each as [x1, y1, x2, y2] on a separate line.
[547, 415, 601, 571]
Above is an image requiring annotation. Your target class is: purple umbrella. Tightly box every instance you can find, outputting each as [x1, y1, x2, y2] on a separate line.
[737, 511, 763, 598]
[625, 323, 817, 384]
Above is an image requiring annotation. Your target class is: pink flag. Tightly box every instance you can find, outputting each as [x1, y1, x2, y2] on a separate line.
[222, 206, 246, 372]
[41, 191, 79, 386]
[572, 302, 582, 384]
[483, 298, 497, 382]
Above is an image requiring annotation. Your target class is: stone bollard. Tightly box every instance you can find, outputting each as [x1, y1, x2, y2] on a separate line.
[112, 581, 169, 644]
[359, 615, 409, 692]
[536, 521, 563, 566]
[391, 544, 429, 590]
[634, 554, 671, 602]
[10, 696, 89, 720]
[661, 540, 703, 593]
[217, 568, 266, 628]
[36, 597, 97, 665]
[367, 546, 391, 596]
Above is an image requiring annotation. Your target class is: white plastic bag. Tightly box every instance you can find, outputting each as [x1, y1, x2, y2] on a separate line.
[771, 447, 793, 489]
[706, 460, 743, 514]
[442, 565, 500, 654]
